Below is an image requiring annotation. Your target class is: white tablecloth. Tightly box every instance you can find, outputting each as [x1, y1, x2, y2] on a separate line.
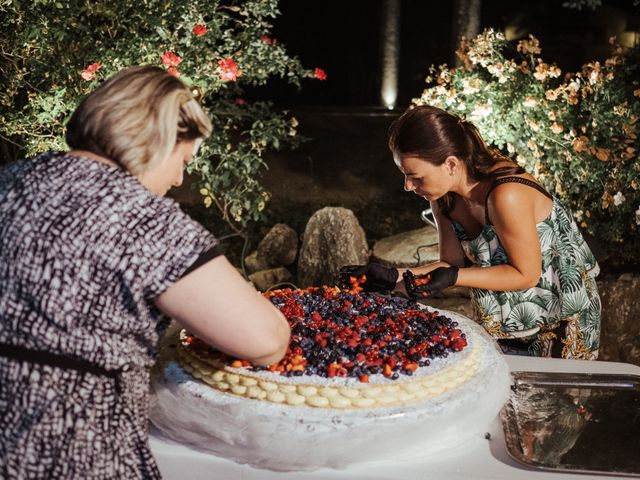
[150, 356, 640, 479]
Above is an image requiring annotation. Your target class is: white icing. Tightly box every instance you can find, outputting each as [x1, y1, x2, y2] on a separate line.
[150, 310, 511, 472]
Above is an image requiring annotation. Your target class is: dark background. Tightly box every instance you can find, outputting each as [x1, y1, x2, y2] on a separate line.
[238, 0, 640, 253]
[248, 0, 639, 109]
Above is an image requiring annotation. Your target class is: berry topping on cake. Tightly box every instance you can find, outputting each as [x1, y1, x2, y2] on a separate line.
[183, 284, 468, 383]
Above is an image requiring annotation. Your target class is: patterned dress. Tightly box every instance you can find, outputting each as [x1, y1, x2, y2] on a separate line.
[0, 152, 217, 478]
[451, 177, 601, 359]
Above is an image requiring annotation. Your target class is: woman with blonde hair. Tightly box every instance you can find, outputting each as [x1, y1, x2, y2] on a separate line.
[0, 65, 290, 478]
[341, 105, 600, 360]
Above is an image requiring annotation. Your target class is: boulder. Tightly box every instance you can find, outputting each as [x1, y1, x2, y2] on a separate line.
[297, 207, 369, 288]
[256, 223, 298, 267]
[371, 226, 439, 268]
[244, 250, 270, 274]
[248, 267, 294, 292]
[597, 273, 640, 366]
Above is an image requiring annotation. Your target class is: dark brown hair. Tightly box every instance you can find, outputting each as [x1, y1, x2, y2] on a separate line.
[388, 105, 523, 217]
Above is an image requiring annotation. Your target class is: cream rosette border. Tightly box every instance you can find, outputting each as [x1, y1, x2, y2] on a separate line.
[150, 309, 511, 471]
[176, 302, 482, 410]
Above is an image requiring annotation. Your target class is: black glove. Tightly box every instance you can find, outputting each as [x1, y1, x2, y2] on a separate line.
[338, 263, 399, 292]
[403, 266, 459, 298]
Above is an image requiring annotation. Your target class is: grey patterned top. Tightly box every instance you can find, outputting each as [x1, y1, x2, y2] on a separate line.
[0, 152, 217, 478]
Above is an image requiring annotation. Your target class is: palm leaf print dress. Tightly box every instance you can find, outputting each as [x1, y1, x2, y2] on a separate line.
[451, 177, 601, 359]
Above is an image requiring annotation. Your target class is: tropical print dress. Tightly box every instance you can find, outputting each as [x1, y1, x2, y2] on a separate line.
[451, 176, 601, 359]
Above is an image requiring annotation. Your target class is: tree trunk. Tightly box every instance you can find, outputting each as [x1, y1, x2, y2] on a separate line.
[0, 137, 19, 166]
[380, 0, 401, 109]
[451, 0, 482, 66]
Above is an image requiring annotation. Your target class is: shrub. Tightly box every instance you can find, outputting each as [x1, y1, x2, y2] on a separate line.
[415, 29, 640, 260]
[0, 0, 324, 232]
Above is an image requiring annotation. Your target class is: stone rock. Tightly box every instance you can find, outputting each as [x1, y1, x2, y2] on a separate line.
[244, 250, 270, 274]
[256, 223, 299, 267]
[248, 267, 293, 292]
[297, 207, 369, 288]
[371, 226, 439, 268]
[597, 274, 640, 366]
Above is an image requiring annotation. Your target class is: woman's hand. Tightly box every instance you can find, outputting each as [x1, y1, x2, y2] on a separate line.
[394, 261, 450, 297]
[154, 256, 291, 366]
[403, 266, 459, 298]
[338, 263, 399, 291]
[410, 260, 451, 275]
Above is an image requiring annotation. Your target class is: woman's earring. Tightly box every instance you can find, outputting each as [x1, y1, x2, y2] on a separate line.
[450, 169, 456, 176]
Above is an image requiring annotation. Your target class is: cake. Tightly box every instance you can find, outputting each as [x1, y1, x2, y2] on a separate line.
[151, 282, 511, 471]
[176, 284, 481, 409]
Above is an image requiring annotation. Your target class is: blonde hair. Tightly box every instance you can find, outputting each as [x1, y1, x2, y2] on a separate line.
[66, 65, 212, 175]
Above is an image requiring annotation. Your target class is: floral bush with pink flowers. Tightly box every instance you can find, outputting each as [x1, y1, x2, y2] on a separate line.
[0, 0, 325, 232]
[416, 29, 640, 257]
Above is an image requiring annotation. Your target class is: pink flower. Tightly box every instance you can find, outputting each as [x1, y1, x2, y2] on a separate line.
[192, 24, 207, 37]
[161, 51, 182, 67]
[259, 35, 274, 44]
[167, 67, 180, 77]
[314, 67, 327, 81]
[234, 97, 246, 105]
[81, 63, 101, 81]
[215, 58, 242, 82]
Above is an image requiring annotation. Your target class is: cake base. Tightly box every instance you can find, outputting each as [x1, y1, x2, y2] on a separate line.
[150, 311, 510, 471]
[150, 310, 510, 472]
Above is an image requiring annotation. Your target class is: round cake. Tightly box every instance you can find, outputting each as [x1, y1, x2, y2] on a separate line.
[177, 285, 480, 409]
[151, 284, 510, 471]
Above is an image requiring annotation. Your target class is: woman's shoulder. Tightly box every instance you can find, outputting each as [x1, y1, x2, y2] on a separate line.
[35, 151, 190, 227]
[485, 172, 555, 229]
[56, 152, 158, 202]
[488, 180, 533, 201]
[487, 171, 551, 202]
[1, 151, 55, 176]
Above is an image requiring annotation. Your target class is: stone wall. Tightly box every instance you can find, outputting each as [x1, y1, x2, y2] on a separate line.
[597, 274, 640, 366]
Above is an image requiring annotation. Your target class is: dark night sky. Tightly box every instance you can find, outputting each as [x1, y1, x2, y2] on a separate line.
[248, 0, 639, 109]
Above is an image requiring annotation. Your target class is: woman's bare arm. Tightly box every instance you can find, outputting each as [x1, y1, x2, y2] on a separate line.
[154, 256, 291, 366]
[455, 184, 543, 291]
[392, 201, 460, 291]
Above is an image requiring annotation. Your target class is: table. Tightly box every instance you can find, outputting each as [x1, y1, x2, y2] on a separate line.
[150, 356, 640, 479]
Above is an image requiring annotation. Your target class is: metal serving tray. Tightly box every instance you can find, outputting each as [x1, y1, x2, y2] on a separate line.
[502, 371, 640, 477]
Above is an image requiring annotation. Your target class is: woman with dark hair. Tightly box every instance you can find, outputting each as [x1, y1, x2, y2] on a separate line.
[341, 105, 600, 360]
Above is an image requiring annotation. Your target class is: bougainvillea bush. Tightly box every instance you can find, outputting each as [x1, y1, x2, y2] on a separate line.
[0, 0, 325, 232]
[416, 29, 640, 261]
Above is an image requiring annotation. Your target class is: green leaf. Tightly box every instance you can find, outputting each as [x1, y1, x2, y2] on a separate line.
[1, 0, 318, 234]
